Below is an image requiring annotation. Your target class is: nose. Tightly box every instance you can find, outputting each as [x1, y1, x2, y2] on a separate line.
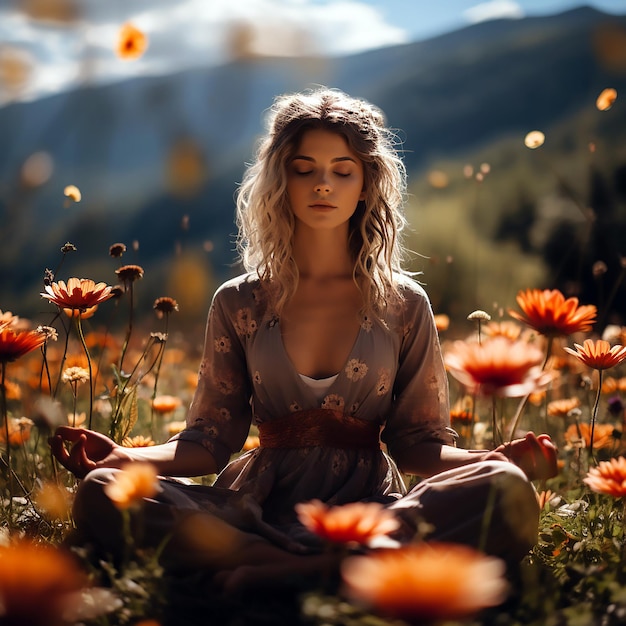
[314, 182, 331, 195]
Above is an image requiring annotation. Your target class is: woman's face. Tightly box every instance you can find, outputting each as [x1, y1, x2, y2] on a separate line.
[286, 128, 365, 234]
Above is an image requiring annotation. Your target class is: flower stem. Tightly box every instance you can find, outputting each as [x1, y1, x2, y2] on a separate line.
[588, 369, 602, 464]
[75, 316, 94, 429]
[1, 362, 13, 528]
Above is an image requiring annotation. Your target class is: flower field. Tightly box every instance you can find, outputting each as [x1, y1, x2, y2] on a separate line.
[1, 237, 626, 626]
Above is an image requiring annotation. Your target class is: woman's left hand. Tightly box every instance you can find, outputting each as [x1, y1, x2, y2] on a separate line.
[495, 432, 559, 481]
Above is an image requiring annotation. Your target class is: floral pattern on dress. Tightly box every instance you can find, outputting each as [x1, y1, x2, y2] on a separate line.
[345, 358, 368, 381]
[234, 308, 258, 337]
[322, 394, 345, 411]
[376, 368, 392, 396]
[214, 336, 231, 353]
[253, 371, 262, 385]
[289, 401, 302, 412]
[361, 316, 373, 332]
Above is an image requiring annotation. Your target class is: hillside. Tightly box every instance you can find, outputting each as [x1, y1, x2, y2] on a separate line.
[1, 6, 626, 322]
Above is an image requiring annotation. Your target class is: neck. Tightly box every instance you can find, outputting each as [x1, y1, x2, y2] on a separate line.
[292, 226, 353, 279]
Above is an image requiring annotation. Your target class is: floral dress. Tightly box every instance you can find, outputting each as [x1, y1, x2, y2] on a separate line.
[166, 272, 456, 553]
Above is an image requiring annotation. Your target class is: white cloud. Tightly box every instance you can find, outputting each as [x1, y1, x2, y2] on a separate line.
[463, 1, 525, 24]
[0, 0, 408, 104]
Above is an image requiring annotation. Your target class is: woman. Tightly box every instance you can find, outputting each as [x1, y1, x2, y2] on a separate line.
[50, 87, 556, 592]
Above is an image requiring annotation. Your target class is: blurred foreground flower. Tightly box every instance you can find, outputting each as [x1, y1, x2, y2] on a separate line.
[341, 543, 507, 622]
[0, 539, 86, 626]
[0, 326, 46, 362]
[524, 130, 545, 149]
[41, 278, 113, 312]
[295, 500, 400, 548]
[104, 462, 159, 509]
[116, 23, 148, 60]
[63, 184, 81, 203]
[584, 456, 626, 497]
[509, 289, 597, 338]
[444, 337, 552, 397]
[0, 416, 33, 446]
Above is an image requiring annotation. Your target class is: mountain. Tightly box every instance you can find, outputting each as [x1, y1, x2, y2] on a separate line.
[1, 6, 625, 320]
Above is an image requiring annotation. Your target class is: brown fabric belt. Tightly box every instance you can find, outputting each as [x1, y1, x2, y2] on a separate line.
[257, 409, 380, 450]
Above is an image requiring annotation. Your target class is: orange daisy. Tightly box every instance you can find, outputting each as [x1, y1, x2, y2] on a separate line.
[564, 422, 617, 450]
[509, 289, 597, 337]
[151, 394, 182, 414]
[295, 499, 400, 547]
[444, 337, 553, 397]
[341, 543, 508, 621]
[547, 397, 581, 418]
[0, 327, 46, 362]
[0, 417, 34, 446]
[584, 456, 626, 497]
[564, 339, 626, 371]
[116, 23, 148, 60]
[41, 277, 113, 311]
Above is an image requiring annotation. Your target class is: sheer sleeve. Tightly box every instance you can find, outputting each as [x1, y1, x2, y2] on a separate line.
[380, 280, 456, 458]
[168, 282, 254, 472]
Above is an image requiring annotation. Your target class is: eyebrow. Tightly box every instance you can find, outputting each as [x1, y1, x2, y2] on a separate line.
[290, 155, 358, 164]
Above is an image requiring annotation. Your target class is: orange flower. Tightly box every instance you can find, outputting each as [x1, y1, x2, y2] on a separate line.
[564, 422, 617, 450]
[444, 337, 552, 397]
[536, 489, 557, 510]
[0, 327, 46, 362]
[564, 339, 626, 371]
[341, 543, 507, 621]
[0, 539, 86, 626]
[41, 277, 113, 311]
[104, 462, 159, 509]
[63, 304, 98, 319]
[596, 87, 617, 111]
[450, 396, 474, 423]
[242, 435, 260, 450]
[484, 320, 524, 341]
[433, 314, 450, 332]
[116, 23, 148, 60]
[151, 394, 181, 414]
[584, 456, 626, 497]
[547, 397, 581, 417]
[509, 289, 597, 337]
[295, 499, 400, 547]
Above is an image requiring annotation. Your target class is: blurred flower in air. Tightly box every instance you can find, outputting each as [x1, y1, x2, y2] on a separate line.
[116, 23, 148, 60]
[295, 499, 400, 548]
[509, 289, 596, 337]
[524, 130, 545, 149]
[63, 184, 81, 203]
[341, 542, 507, 621]
[596, 87, 617, 111]
[584, 456, 626, 497]
[444, 337, 552, 397]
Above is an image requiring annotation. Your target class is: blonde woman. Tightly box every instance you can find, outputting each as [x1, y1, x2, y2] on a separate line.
[51, 88, 557, 593]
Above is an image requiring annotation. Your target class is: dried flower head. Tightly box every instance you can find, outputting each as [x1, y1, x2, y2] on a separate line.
[35, 325, 59, 342]
[0, 327, 46, 362]
[153, 296, 179, 318]
[564, 339, 626, 371]
[524, 130, 545, 149]
[584, 456, 626, 497]
[150, 332, 168, 343]
[63, 184, 81, 203]
[60, 242, 77, 253]
[115, 264, 144, 284]
[61, 366, 90, 385]
[41, 277, 113, 311]
[596, 87, 617, 111]
[109, 242, 127, 258]
[116, 23, 148, 60]
[341, 543, 508, 621]
[509, 289, 597, 337]
[295, 499, 400, 547]
[103, 462, 159, 509]
[444, 337, 553, 397]
[467, 310, 491, 321]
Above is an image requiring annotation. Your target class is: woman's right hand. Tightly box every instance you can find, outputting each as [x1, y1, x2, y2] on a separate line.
[48, 426, 131, 479]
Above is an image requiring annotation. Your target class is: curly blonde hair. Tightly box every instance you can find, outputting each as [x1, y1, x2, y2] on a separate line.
[235, 87, 408, 316]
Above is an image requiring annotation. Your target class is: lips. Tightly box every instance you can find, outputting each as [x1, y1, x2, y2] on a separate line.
[309, 202, 336, 209]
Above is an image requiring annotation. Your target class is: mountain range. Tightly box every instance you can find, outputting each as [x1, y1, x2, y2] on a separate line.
[1, 5, 626, 321]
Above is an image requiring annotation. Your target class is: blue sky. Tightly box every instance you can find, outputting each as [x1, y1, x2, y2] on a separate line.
[0, 0, 624, 105]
